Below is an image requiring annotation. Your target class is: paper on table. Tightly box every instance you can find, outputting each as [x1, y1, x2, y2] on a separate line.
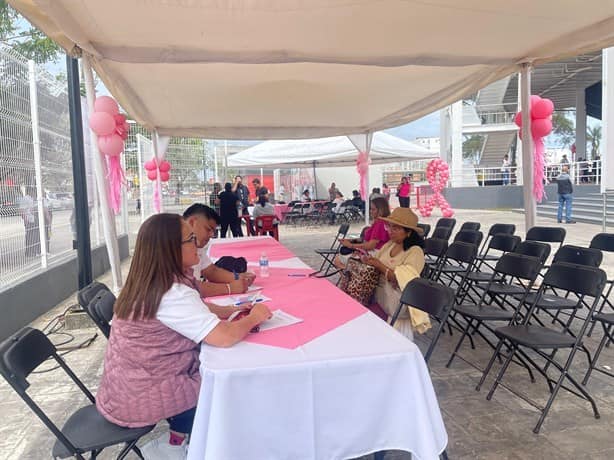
[210, 293, 271, 307]
[247, 285, 263, 292]
[258, 309, 303, 332]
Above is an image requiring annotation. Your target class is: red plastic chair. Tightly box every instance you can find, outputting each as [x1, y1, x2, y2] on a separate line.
[255, 215, 279, 240]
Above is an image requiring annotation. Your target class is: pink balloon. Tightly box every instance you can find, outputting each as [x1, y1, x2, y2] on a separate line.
[89, 111, 116, 136]
[147, 169, 158, 180]
[94, 96, 120, 115]
[144, 160, 157, 171]
[158, 161, 171, 173]
[514, 112, 522, 127]
[531, 118, 553, 138]
[160, 171, 170, 182]
[532, 98, 554, 119]
[114, 113, 127, 125]
[530, 95, 542, 107]
[98, 134, 124, 157]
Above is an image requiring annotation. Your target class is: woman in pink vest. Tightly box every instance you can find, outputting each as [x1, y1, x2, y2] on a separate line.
[397, 176, 411, 208]
[96, 213, 271, 459]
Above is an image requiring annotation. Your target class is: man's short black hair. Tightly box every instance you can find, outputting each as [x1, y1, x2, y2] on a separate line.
[183, 203, 220, 224]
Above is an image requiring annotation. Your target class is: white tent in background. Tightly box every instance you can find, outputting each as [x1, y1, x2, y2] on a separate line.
[227, 132, 436, 169]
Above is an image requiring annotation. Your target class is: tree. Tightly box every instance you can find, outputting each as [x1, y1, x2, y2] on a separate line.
[587, 125, 602, 159]
[462, 134, 485, 163]
[551, 112, 575, 148]
[0, 1, 61, 64]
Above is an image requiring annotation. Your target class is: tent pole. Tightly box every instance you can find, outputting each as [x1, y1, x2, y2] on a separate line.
[81, 54, 122, 290]
[66, 55, 93, 290]
[520, 63, 536, 231]
[312, 160, 317, 199]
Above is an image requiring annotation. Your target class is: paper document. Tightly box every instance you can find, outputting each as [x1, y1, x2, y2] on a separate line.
[248, 285, 263, 292]
[258, 309, 303, 332]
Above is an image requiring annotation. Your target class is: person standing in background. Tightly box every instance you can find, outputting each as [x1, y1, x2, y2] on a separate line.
[382, 183, 390, 201]
[219, 182, 243, 237]
[231, 175, 254, 235]
[555, 165, 575, 224]
[328, 182, 339, 202]
[277, 183, 285, 202]
[397, 176, 411, 208]
[18, 186, 40, 257]
[501, 154, 511, 185]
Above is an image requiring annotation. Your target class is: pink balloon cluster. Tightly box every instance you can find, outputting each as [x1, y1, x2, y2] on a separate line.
[88, 96, 130, 156]
[144, 158, 172, 182]
[514, 95, 554, 202]
[513, 95, 554, 139]
[418, 159, 454, 218]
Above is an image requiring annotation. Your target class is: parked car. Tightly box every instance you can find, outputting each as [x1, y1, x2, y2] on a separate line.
[46, 192, 73, 210]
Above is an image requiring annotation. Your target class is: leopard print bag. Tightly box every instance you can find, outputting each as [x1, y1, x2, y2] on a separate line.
[338, 257, 380, 306]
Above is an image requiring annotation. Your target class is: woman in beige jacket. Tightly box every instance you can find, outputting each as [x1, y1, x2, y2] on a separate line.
[361, 207, 431, 340]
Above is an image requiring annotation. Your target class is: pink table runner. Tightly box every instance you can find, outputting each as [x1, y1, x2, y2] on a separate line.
[243, 266, 366, 349]
[207, 238, 367, 349]
[208, 237, 294, 262]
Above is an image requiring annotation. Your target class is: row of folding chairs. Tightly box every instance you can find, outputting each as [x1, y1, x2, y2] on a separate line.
[392, 222, 614, 434]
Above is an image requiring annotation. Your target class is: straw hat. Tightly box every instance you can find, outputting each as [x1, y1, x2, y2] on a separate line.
[379, 207, 422, 234]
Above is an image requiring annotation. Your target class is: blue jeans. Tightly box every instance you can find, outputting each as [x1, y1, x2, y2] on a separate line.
[557, 193, 573, 222]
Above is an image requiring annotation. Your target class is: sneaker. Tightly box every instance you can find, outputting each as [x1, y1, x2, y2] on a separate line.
[566, 220, 577, 224]
[141, 433, 188, 460]
[557, 220, 562, 223]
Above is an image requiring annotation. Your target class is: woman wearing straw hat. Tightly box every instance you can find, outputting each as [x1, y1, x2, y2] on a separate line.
[361, 207, 431, 339]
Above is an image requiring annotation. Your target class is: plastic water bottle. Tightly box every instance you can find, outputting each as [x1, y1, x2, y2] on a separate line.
[259, 252, 269, 278]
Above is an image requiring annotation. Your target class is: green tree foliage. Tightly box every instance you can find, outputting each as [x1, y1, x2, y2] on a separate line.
[587, 125, 602, 159]
[551, 112, 575, 148]
[462, 134, 485, 163]
[0, 1, 61, 63]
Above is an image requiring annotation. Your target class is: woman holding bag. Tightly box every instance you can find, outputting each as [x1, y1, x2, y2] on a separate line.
[361, 207, 430, 340]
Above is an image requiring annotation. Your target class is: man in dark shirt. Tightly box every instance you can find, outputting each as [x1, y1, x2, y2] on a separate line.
[232, 175, 254, 235]
[218, 182, 243, 237]
[555, 165, 575, 224]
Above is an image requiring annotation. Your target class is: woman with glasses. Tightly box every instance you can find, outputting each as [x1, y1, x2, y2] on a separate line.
[362, 207, 430, 340]
[96, 213, 271, 459]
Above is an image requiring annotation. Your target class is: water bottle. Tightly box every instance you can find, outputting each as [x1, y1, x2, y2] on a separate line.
[259, 252, 269, 277]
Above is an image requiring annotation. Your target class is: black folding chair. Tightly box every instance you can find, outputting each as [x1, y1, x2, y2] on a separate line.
[312, 223, 350, 278]
[0, 327, 154, 459]
[453, 230, 483, 247]
[432, 241, 478, 292]
[417, 223, 431, 238]
[479, 263, 607, 433]
[587, 233, 614, 337]
[422, 238, 448, 279]
[478, 223, 516, 258]
[431, 226, 453, 241]
[446, 253, 542, 374]
[435, 217, 456, 231]
[459, 221, 481, 232]
[77, 281, 110, 310]
[86, 290, 116, 338]
[390, 278, 455, 363]
[525, 226, 566, 260]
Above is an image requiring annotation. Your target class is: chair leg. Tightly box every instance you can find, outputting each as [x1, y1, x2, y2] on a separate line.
[117, 439, 141, 460]
[441, 450, 449, 460]
[582, 323, 613, 385]
[446, 318, 475, 368]
[486, 344, 516, 401]
[476, 339, 505, 391]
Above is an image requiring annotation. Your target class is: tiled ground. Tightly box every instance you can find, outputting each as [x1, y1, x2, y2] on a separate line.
[2, 209, 614, 459]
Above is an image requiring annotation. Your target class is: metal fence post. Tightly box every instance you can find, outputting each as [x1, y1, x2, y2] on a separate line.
[603, 192, 607, 232]
[28, 60, 48, 268]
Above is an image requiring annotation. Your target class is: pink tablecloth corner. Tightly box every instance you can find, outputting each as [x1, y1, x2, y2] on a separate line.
[243, 266, 367, 349]
[273, 204, 290, 221]
[208, 237, 294, 262]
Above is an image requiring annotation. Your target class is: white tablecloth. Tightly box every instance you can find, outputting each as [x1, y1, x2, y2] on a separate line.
[188, 239, 447, 460]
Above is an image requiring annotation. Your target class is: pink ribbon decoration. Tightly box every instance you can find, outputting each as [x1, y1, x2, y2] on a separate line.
[418, 159, 454, 218]
[106, 155, 125, 214]
[355, 151, 370, 200]
[533, 136, 546, 202]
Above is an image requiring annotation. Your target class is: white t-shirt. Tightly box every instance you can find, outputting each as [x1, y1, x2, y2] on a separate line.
[192, 246, 213, 279]
[156, 283, 220, 343]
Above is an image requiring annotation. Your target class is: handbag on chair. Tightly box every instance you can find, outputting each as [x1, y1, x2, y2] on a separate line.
[338, 258, 380, 306]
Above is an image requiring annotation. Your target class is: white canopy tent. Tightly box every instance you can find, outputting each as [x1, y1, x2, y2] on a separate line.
[9, 0, 614, 286]
[228, 132, 436, 169]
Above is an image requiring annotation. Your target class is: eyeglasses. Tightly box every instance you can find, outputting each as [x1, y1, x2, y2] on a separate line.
[182, 234, 197, 245]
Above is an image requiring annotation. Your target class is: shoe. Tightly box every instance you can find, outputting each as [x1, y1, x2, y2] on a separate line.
[141, 433, 188, 460]
[557, 220, 562, 223]
[566, 220, 577, 224]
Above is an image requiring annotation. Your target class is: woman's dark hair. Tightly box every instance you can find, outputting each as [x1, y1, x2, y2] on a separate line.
[115, 213, 186, 320]
[224, 182, 232, 192]
[403, 228, 425, 251]
[258, 194, 267, 207]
